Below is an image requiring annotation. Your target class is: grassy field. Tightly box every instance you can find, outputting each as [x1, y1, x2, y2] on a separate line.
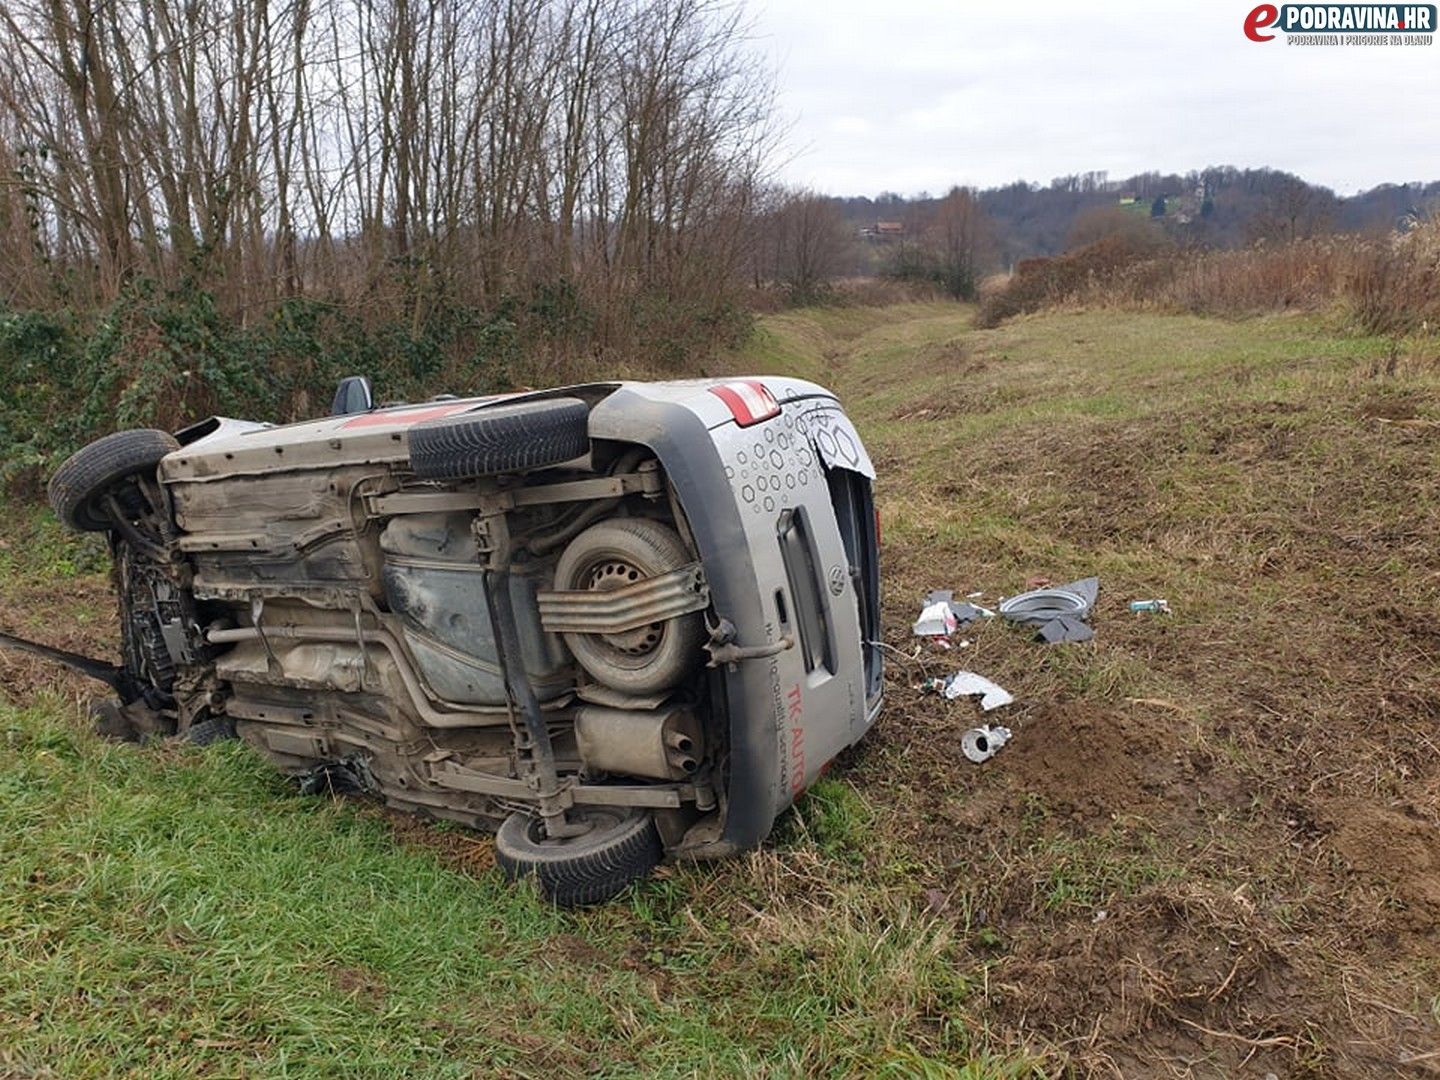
[3, 303, 1439, 1078]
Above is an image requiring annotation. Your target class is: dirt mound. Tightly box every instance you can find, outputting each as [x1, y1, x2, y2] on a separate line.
[1000, 702, 1181, 819]
[1324, 799, 1440, 920]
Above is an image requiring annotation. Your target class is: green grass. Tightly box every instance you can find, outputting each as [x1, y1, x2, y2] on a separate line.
[0, 700, 1045, 1079]
[818, 310, 1414, 592]
[0, 500, 110, 581]
[5, 704, 559, 1078]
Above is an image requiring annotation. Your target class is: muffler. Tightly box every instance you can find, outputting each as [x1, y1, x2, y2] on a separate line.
[574, 705, 703, 781]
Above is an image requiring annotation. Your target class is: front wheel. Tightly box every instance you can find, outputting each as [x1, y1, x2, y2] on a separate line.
[47, 428, 179, 532]
[494, 806, 662, 906]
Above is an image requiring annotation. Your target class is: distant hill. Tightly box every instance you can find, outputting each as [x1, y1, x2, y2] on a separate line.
[828, 167, 1440, 267]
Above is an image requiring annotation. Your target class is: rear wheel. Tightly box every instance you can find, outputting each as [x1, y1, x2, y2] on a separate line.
[495, 806, 661, 906]
[47, 428, 179, 532]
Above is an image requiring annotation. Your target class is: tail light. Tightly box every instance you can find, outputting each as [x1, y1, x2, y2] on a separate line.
[709, 380, 780, 427]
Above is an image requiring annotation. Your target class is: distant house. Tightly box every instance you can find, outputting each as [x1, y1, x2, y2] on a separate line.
[860, 221, 906, 240]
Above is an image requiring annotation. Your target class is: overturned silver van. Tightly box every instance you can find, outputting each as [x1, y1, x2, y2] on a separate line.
[43, 377, 882, 903]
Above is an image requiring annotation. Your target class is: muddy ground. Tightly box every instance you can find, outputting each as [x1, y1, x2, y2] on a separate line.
[857, 384, 1440, 1077]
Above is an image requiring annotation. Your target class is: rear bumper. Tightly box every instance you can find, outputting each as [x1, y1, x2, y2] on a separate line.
[590, 384, 880, 853]
[589, 388, 783, 851]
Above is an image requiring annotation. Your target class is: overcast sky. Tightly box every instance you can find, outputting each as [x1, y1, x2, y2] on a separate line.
[749, 0, 1439, 198]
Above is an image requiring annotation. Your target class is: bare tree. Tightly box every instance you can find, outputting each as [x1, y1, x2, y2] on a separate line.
[928, 186, 994, 299]
[1066, 206, 1167, 253]
[0, 0, 783, 368]
[0, 130, 53, 305]
[757, 187, 848, 302]
[1249, 174, 1337, 243]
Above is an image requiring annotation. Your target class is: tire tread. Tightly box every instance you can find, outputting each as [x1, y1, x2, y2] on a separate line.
[409, 398, 590, 479]
[495, 807, 662, 906]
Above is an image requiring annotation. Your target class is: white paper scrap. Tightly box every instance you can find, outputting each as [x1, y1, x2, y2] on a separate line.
[943, 671, 1015, 711]
[912, 600, 958, 637]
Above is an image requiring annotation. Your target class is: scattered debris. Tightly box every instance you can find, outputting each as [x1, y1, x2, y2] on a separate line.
[930, 590, 992, 625]
[917, 671, 1015, 711]
[1128, 598, 1171, 614]
[911, 600, 957, 638]
[1036, 616, 1093, 644]
[961, 724, 1012, 764]
[998, 576, 1098, 643]
[938, 671, 1014, 711]
[912, 590, 991, 645]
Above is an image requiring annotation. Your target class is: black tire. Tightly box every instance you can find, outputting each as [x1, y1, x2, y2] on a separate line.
[495, 806, 662, 906]
[185, 715, 236, 746]
[47, 429, 179, 532]
[408, 397, 590, 480]
[553, 518, 705, 695]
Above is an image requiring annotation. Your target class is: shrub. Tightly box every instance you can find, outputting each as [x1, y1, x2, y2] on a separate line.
[973, 227, 1440, 330]
[0, 271, 770, 498]
[0, 308, 82, 490]
[1346, 217, 1440, 335]
[975, 236, 1144, 327]
[1110, 238, 1353, 318]
[0, 283, 515, 494]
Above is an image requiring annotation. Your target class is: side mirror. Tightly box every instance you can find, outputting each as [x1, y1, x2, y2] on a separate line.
[331, 376, 374, 416]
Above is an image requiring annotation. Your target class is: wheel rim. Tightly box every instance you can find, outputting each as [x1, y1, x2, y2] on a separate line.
[523, 806, 627, 846]
[553, 518, 703, 694]
[580, 556, 665, 662]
